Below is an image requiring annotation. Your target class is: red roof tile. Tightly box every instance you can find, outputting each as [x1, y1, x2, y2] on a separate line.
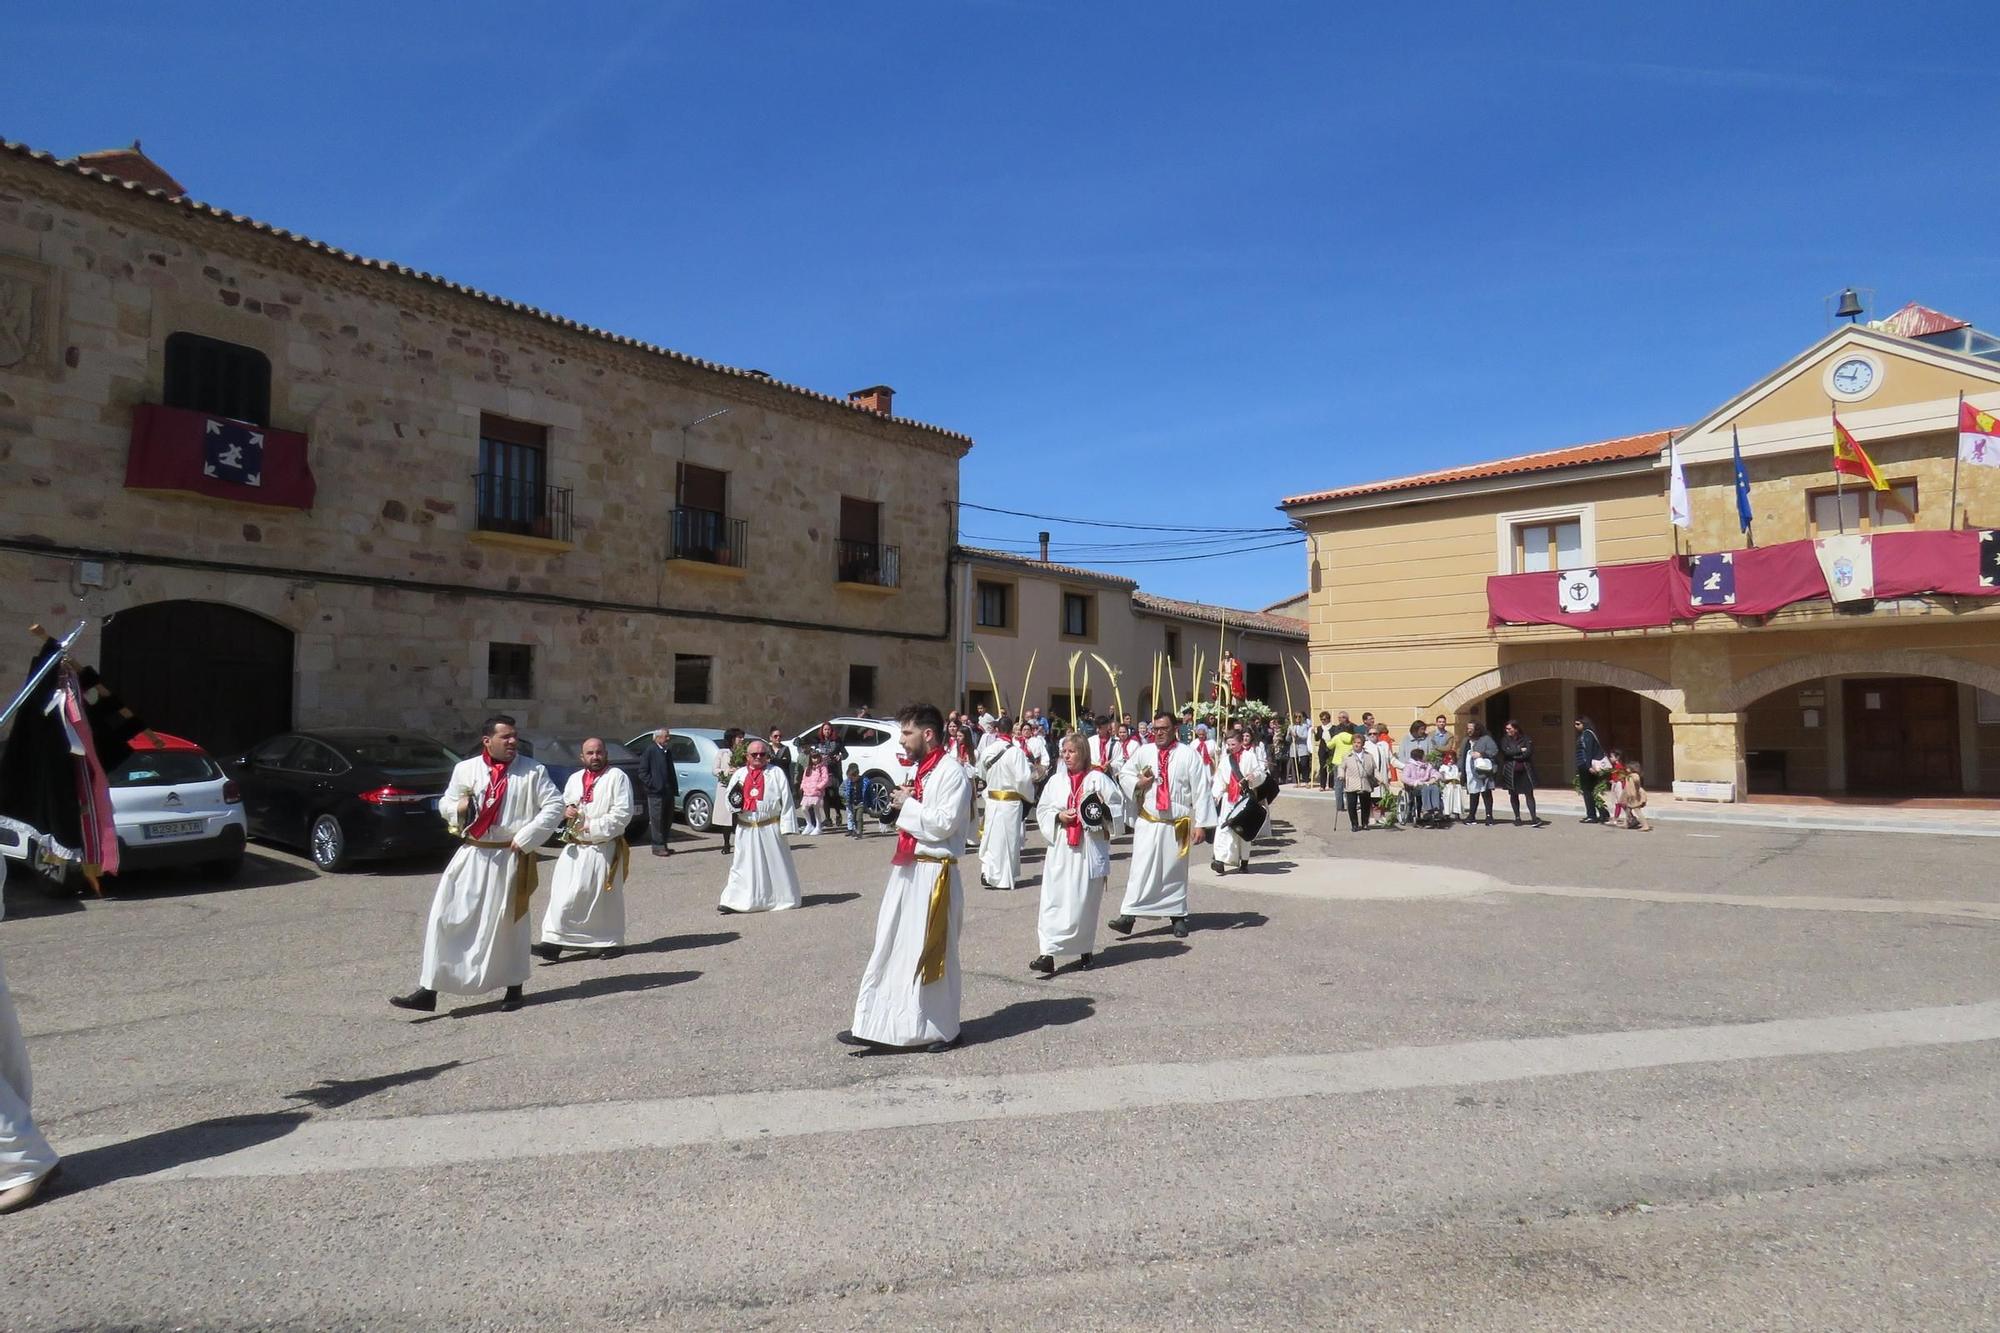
[1280, 429, 1675, 508]
[955, 546, 1139, 589]
[1131, 591, 1307, 640]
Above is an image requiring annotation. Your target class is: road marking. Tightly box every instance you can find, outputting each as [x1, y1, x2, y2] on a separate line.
[65, 1000, 2000, 1184]
[1687, 833, 1722, 839]
[1500, 884, 2000, 921]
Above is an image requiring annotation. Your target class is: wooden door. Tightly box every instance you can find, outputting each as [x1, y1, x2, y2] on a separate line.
[101, 601, 294, 757]
[1574, 687, 1643, 768]
[1845, 678, 1959, 794]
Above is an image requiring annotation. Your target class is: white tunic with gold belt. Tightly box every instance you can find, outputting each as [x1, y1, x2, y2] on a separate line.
[976, 740, 1034, 890]
[720, 767, 802, 913]
[541, 766, 635, 948]
[422, 756, 565, 994]
[1116, 742, 1217, 920]
[851, 755, 971, 1048]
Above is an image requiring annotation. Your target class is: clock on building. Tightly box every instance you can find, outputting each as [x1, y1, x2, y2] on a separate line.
[1829, 356, 1877, 398]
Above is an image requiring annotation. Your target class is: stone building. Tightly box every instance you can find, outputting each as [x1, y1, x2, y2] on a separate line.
[0, 141, 971, 755]
[1281, 305, 2000, 798]
[953, 545, 1307, 723]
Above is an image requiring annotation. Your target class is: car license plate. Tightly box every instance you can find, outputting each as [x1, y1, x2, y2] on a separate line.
[144, 819, 206, 839]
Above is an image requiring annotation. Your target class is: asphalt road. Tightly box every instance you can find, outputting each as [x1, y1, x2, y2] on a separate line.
[4, 793, 1996, 1330]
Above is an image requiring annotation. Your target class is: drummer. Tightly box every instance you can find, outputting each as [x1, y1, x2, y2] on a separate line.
[1209, 729, 1271, 876]
[1029, 733, 1121, 975]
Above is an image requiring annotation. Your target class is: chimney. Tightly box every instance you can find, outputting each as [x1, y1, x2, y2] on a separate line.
[848, 385, 895, 416]
[1038, 531, 1050, 562]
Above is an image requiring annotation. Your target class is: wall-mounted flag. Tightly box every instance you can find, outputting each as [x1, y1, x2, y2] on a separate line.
[1831, 414, 1889, 491]
[1962, 401, 2000, 469]
[1981, 530, 1998, 588]
[1813, 534, 1875, 603]
[1557, 568, 1601, 614]
[1689, 552, 1736, 607]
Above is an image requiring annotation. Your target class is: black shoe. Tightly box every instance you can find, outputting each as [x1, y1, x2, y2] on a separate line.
[1030, 954, 1055, 976]
[499, 985, 524, 1012]
[835, 1029, 877, 1049]
[596, 947, 622, 961]
[1108, 915, 1135, 935]
[720, 842, 733, 853]
[531, 942, 562, 961]
[1483, 817, 1495, 826]
[1171, 917, 1189, 939]
[1513, 818, 1523, 827]
[717, 905, 736, 915]
[1079, 953, 1093, 969]
[651, 847, 670, 857]
[1210, 860, 1226, 875]
[924, 1035, 960, 1054]
[388, 987, 437, 1013]
[1532, 818, 1549, 828]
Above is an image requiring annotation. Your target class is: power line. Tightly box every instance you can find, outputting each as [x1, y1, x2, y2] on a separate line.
[1067, 537, 1306, 567]
[960, 531, 1256, 554]
[958, 500, 1295, 536]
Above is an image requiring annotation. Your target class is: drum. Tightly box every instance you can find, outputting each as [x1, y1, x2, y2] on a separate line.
[727, 783, 745, 812]
[1222, 794, 1268, 841]
[1254, 773, 1281, 805]
[1078, 792, 1110, 830]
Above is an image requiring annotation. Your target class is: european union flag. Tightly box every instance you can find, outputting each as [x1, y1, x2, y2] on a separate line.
[201, 417, 264, 488]
[1689, 552, 1736, 607]
[1732, 425, 1752, 534]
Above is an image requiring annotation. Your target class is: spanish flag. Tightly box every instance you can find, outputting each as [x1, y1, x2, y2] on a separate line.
[1831, 414, 1888, 491]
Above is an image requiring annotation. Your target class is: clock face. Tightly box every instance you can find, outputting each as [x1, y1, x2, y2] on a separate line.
[1831, 358, 1876, 396]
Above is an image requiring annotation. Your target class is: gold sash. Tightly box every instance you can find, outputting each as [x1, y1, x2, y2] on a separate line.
[1138, 807, 1194, 859]
[737, 813, 782, 829]
[914, 852, 955, 986]
[566, 830, 631, 892]
[465, 836, 538, 920]
[986, 790, 1024, 802]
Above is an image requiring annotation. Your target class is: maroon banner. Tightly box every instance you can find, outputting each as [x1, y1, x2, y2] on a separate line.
[125, 403, 316, 510]
[1490, 530, 1998, 633]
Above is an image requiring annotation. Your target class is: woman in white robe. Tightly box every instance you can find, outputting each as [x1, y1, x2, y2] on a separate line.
[394, 723, 565, 1014]
[537, 752, 634, 957]
[718, 748, 802, 914]
[1031, 736, 1120, 974]
[976, 732, 1034, 890]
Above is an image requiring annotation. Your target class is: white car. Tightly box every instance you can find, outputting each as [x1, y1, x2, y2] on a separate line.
[110, 733, 248, 878]
[784, 717, 914, 817]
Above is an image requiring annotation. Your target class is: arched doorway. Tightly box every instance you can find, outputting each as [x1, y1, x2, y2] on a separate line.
[1743, 675, 1975, 796]
[1436, 659, 1680, 788]
[101, 601, 294, 757]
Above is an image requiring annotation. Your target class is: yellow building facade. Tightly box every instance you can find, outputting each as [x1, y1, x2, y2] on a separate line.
[1282, 313, 2000, 798]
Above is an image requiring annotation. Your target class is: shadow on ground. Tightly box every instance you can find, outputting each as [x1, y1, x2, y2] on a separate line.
[961, 995, 1096, 1047]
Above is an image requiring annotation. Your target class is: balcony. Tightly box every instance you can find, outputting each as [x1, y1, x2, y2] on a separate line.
[472, 472, 573, 545]
[836, 539, 901, 589]
[670, 506, 748, 568]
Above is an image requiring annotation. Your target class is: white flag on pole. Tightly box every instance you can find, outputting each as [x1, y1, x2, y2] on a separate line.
[1667, 434, 1691, 529]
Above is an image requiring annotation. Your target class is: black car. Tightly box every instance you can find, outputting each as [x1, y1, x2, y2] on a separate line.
[226, 729, 461, 871]
[467, 735, 650, 844]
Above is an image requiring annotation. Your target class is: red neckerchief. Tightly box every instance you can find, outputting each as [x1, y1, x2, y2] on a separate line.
[1155, 740, 1176, 813]
[581, 767, 601, 805]
[1226, 750, 1243, 804]
[892, 746, 946, 866]
[742, 764, 766, 812]
[1065, 769, 1087, 847]
[464, 754, 510, 839]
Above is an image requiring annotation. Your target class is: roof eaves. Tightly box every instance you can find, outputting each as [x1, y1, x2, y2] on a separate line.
[1, 139, 973, 449]
[1279, 429, 1675, 509]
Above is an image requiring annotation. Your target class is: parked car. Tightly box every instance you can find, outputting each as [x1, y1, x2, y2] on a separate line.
[623, 728, 726, 832]
[108, 732, 248, 878]
[493, 735, 650, 844]
[225, 729, 460, 871]
[783, 717, 914, 818]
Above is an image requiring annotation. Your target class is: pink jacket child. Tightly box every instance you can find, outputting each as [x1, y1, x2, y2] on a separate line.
[798, 759, 830, 809]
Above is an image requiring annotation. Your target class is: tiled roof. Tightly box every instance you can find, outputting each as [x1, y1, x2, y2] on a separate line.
[1279, 429, 1675, 508]
[1131, 591, 1307, 640]
[955, 546, 1139, 590]
[0, 139, 971, 448]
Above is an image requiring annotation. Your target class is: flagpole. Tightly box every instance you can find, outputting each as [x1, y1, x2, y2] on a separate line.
[1950, 390, 1965, 529]
[1832, 404, 1846, 534]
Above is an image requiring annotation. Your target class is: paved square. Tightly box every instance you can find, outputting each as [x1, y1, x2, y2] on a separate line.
[5, 799, 1997, 1329]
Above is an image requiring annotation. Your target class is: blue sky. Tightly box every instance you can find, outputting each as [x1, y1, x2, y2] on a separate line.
[9, 2, 1995, 606]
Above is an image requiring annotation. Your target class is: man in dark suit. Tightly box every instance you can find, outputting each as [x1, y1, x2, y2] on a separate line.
[639, 727, 679, 856]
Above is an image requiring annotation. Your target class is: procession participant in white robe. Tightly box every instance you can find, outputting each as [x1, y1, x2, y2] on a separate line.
[1190, 723, 1215, 774]
[533, 739, 634, 961]
[838, 703, 971, 1054]
[1209, 731, 1271, 875]
[1030, 735, 1121, 976]
[392, 715, 564, 1015]
[1, 896, 59, 1214]
[1020, 726, 1051, 786]
[1107, 711, 1217, 941]
[718, 739, 803, 914]
[976, 717, 1034, 890]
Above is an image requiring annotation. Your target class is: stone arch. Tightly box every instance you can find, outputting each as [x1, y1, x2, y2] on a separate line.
[1717, 649, 2000, 714]
[1433, 658, 1685, 717]
[101, 600, 296, 756]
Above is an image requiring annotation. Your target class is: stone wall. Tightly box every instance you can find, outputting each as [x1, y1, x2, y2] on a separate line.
[0, 153, 969, 744]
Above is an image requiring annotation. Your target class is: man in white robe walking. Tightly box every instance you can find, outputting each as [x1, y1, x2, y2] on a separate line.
[1107, 711, 1217, 941]
[391, 715, 564, 1014]
[976, 716, 1034, 890]
[718, 739, 802, 914]
[1, 898, 58, 1214]
[1210, 729, 1270, 875]
[839, 703, 970, 1054]
[533, 738, 634, 961]
[1030, 734, 1120, 976]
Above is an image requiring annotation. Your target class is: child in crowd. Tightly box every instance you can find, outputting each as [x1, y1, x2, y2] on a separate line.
[798, 753, 830, 835]
[841, 763, 867, 837]
[1401, 749, 1439, 826]
[1438, 749, 1466, 822]
[1612, 761, 1651, 831]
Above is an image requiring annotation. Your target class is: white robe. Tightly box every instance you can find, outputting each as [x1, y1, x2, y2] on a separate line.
[421, 756, 565, 995]
[1116, 741, 1217, 920]
[851, 754, 971, 1048]
[977, 741, 1034, 889]
[1092, 735, 1131, 833]
[0, 894, 57, 1193]
[720, 767, 802, 912]
[1210, 746, 1271, 869]
[541, 766, 635, 949]
[1034, 768, 1119, 957]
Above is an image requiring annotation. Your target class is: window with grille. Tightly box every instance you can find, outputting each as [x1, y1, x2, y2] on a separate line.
[164, 332, 272, 424]
[488, 643, 534, 699]
[476, 414, 553, 536]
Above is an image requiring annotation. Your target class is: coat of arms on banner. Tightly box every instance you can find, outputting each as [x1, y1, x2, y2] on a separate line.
[1557, 567, 1600, 614]
[1982, 530, 1998, 588]
[1812, 534, 1874, 603]
[1688, 552, 1736, 607]
[202, 417, 264, 487]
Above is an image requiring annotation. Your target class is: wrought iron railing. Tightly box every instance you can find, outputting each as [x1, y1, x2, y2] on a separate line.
[670, 507, 748, 567]
[835, 539, 900, 588]
[473, 472, 573, 542]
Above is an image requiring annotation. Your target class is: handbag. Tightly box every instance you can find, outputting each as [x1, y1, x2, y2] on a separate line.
[1471, 752, 1495, 774]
